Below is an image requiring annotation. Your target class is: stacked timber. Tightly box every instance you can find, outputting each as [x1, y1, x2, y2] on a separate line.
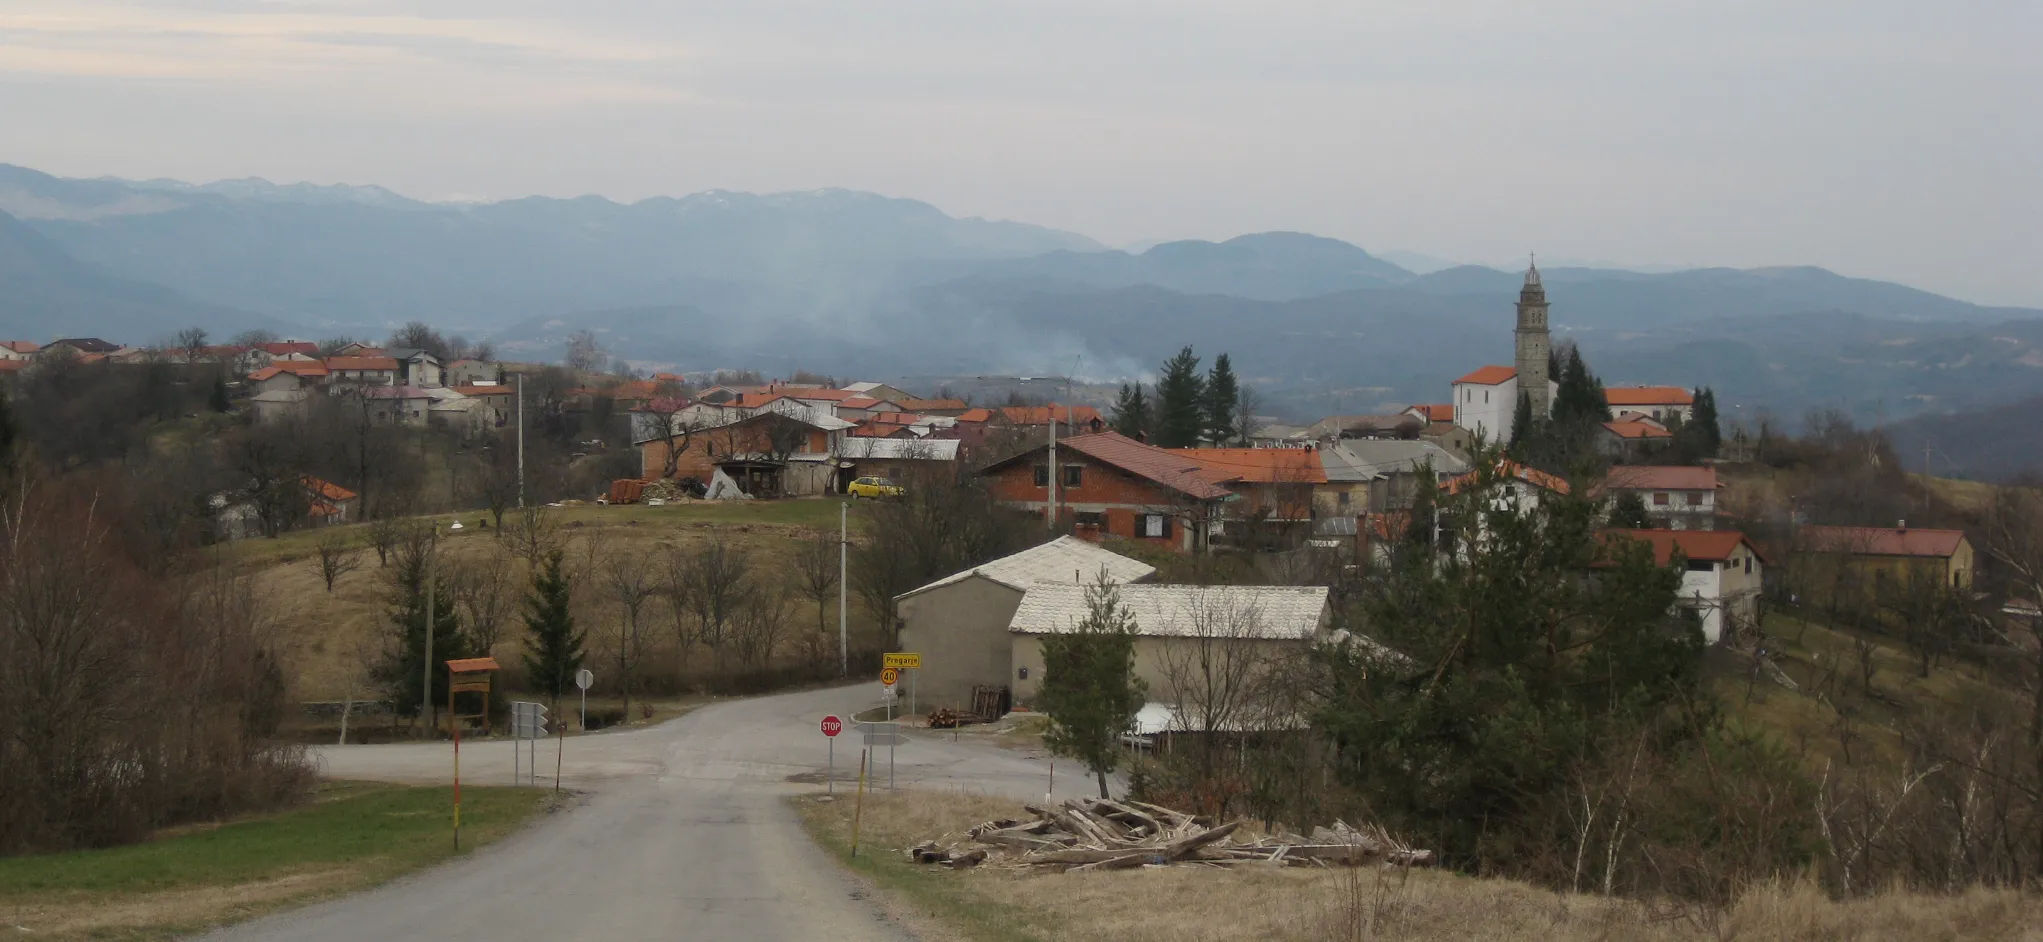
[908, 797, 1433, 872]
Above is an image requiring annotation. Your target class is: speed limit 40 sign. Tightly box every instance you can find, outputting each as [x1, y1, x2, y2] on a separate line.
[880, 667, 900, 687]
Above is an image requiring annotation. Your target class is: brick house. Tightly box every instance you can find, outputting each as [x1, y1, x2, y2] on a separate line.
[983, 431, 1233, 552]
[1172, 448, 1327, 523]
[635, 404, 851, 497]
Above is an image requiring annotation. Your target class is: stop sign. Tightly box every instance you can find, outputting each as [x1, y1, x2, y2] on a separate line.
[820, 715, 844, 738]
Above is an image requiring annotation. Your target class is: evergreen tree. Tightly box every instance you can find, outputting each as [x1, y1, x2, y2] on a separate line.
[1507, 391, 1534, 454]
[1316, 445, 1708, 865]
[1109, 383, 1151, 439]
[1036, 570, 1147, 798]
[1550, 346, 1610, 427]
[522, 549, 584, 712]
[1607, 491, 1654, 528]
[1154, 346, 1206, 448]
[373, 538, 474, 725]
[209, 373, 232, 412]
[0, 389, 16, 476]
[1692, 388, 1722, 457]
[1203, 353, 1241, 445]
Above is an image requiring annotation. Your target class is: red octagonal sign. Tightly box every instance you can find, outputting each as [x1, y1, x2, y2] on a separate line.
[820, 715, 844, 738]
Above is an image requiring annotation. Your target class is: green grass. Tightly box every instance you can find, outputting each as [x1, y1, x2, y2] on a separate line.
[0, 781, 550, 940]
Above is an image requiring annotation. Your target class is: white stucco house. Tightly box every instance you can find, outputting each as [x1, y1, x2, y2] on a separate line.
[1602, 529, 1764, 644]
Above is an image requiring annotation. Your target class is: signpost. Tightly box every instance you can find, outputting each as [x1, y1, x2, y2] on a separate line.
[511, 701, 549, 786]
[859, 721, 902, 791]
[574, 668, 594, 732]
[820, 714, 843, 795]
[883, 653, 921, 715]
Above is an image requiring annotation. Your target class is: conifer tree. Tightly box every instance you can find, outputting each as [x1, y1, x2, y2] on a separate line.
[1508, 391, 1534, 454]
[1607, 491, 1654, 528]
[1692, 388, 1722, 456]
[209, 373, 232, 412]
[1037, 570, 1147, 799]
[522, 549, 585, 713]
[374, 535, 474, 724]
[1110, 383, 1151, 439]
[1203, 353, 1241, 445]
[1154, 346, 1206, 448]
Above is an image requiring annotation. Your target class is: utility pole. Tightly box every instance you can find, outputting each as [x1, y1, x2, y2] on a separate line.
[516, 372, 526, 508]
[838, 500, 848, 678]
[1046, 410, 1058, 530]
[422, 522, 437, 736]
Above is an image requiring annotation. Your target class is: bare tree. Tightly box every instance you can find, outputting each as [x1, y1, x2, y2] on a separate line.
[314, 530, 363, 592]
[1156, 590, 1281, 786]
[175, 326, 210, 361]
[660, 543, 700, 679]
[682, 535, 753, 671]
[789, 527, 840, 637]
[565, 330, 605, 374]
[604, 550, 660, 723]
[504, 504, 564, 564]
[365, 506, 409, 567]
[640, 397, 708, 480]
[734, 585, 793, 668]
[449, 544, 516, 656]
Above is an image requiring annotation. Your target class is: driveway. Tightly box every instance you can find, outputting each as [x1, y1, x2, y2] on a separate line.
[196, 684, 1065, 942]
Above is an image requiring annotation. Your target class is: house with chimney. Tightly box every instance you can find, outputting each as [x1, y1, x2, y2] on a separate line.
[983, 431, 1232, 552]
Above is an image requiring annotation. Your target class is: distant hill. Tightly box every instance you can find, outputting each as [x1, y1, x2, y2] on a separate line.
[1886, 396, 2043, 482]
[0, 209, 284, 342]
[0, 164, 1103, 329]
[952, 232, 1414, 301]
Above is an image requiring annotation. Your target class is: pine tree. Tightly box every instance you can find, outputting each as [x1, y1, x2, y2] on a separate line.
[373, 540, 474, 724]
[1692, 388, 1722, 457]
[1607, 491, 1654, 528]
[1508, 391, 1534, 454]
[1154, 347, 1206, 448]
[209, 373, 232, 412]
[1203, 353, 1241, 445]
[1036, 570, 1147, 799]
[1110, 383, 1151, 439]
[522, 549, 584, 712]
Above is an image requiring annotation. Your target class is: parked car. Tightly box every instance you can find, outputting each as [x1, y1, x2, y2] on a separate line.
[846, 476, 905, 499]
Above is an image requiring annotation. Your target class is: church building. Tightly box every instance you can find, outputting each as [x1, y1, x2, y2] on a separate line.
[1452, 262, 1555, 445]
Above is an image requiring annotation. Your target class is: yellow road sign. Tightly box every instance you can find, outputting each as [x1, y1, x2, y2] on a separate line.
[883, 653, 922, 669]
[880, 667, 900, 686]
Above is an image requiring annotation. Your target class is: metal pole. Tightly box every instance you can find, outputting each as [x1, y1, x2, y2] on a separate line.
[889, 733, 896, 792]
[827, 736, 835, 797]
[579, 685, 587, 735]
[1046, 410, 1057, 529]
[850, 749, 869, 858]
[516, 372, 526, 508]
[909, 670, 916, 717]
[451, 680, 461, 851]
[423, 524, 436, 736]
[512, 708, 520, 783]
[838, 501, 848, 678]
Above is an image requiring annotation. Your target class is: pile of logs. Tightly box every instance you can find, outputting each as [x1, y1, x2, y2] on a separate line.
[926, 708, 961, 729]
[909, 797, 1434, 873]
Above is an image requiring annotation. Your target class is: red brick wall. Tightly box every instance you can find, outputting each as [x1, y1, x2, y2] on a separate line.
[987, 455, 1195, 549]
[641, 418, 826, 480]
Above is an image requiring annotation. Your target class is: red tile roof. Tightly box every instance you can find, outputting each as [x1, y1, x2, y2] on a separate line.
[451, 384, 513, 397]
[781, 387, 860, 402]
[999, 405, 1102, 426]
[850, 422, 912, 438]
[896, 398, 967, 412]
[0, 360, 28, 373]
[992, 431, 1231, 500]
[1601, 529, 1761, 565]
[839, 396, 888, 410]
[303, 476, 357, 503]
[731, 392, 790, 409]
[1442, 460, 1571, 496]
[0, 341, 40, 354]
[257, 341, 320, 357]
[1171, 448, 1329, 485]
[1603, 419, 1673, 440]
[1409, 403, 1453, 423]
[600, 381, 661, 400]
[1801, 525, 1969, 559]
[1605, 386, 1694, 407]
[325, 356, 399, 371]
[955, 408, 996, 423]
[1454, 365, 1516, 386]
[1601, 465, 1718, 492]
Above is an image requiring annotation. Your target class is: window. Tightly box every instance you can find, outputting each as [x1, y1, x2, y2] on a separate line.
[1063, 465, 1083, 488]
[1075, 511, 1106, 528]
[1686, 560, 1714, 572]
[1337, 491, 1350, 508]
[1653, 492, 1670, 506]
[1684, 492, 1701, 507]
[1141, 514, 1171, 539]
[1744, 556, 1753, 575]
[1033, 465, 1048, 487]
[1484, 390, 1490, 404]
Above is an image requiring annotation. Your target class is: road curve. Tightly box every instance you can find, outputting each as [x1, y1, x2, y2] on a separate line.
[195, 684, 1067, 942]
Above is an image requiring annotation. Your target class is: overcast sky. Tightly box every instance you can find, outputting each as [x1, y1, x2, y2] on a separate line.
[2, 0, 2037, 305]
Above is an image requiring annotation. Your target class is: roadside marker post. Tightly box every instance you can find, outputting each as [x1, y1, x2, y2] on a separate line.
[820, 714, 844, 795]
[511, 702, 549, 786]
[850, 748, 869, 858]
[444, 657, 499, 852]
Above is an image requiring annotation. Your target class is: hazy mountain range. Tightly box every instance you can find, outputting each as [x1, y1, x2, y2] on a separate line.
[5, 161, 2043, 471]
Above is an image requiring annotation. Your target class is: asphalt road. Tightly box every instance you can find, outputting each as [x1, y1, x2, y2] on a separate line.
[196, 684, 1067, 942]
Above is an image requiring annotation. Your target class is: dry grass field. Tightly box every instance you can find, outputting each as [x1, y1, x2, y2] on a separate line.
[235, 498, 881, 710]
[796, 790, 2043, 942]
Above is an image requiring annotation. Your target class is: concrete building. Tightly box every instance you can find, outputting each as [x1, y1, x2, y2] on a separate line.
[1451, 365, 1519, 444]
[1604, 387, 1696, 423]
[1602, 529, 1765, 644]
[895, 537, 1157, 713]
[1007, 584, 1332, 722]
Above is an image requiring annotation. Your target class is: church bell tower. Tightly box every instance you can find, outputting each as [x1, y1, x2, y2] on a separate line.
[1514, 258, 1552, 418]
